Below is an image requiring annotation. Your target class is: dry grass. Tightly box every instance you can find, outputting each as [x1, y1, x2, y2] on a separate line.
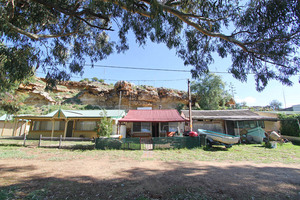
[0, 141, 300, 200]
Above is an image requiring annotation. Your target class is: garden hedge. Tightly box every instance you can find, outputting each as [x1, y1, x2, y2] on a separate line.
[278, 114, 300, 137]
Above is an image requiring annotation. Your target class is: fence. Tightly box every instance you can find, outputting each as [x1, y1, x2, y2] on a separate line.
[152, 137, 202, 149]
[0, 135, 27, 146]
[95, 138, 141, 150]
[38, 135, 94, 148]
[95, 136, 206, 150]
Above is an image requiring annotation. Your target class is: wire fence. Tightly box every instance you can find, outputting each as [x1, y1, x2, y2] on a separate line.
[95, 136, 206, 150]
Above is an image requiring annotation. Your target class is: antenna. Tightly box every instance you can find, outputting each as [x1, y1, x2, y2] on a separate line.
[282, 86, 287, 108]
[229, 82, 236, 98]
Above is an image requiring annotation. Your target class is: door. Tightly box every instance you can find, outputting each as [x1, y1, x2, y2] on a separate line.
[226, 121, 235, 135]
[152, 122, 159, 137]
[66, 121, 74, 137]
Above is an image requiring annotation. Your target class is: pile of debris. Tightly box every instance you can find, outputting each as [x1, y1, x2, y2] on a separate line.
[241, 128, 288, 148]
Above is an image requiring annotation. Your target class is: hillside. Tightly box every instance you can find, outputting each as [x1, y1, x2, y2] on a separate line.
[15, 78, 188, 114]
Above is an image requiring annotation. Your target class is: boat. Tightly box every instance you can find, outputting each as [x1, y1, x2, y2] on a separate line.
[198, 129, 240, 146]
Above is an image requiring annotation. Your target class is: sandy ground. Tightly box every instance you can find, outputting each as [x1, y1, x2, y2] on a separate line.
[1, 152, 300, 200]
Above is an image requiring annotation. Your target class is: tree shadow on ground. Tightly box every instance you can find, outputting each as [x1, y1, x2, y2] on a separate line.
[202, 146, 229, 151]
[38, 144, 95, 151]
[1, 162, 299, 200]
[0, 143, 24, 147]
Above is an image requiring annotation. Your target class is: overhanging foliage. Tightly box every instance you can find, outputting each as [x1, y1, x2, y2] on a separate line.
[278, 114, 300, 137]
[1, 0, 300, 91]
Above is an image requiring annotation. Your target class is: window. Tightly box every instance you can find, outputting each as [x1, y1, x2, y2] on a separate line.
[160, 122, 168, 132]
[258, 121, 265, 128]
[40, 121, 52, 130]
[54, 121, 65, 131]
[33, 121, 40, 131]
[168, 122, 178, 132]
[75, 121, 97, 131]
[133, 122, 151, 132]
[160, 122, 178, 132]
[33, 121, 65, 131]
[234, 121, 265, 129]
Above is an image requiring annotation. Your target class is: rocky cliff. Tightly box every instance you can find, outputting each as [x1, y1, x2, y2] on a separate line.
[16, 78, 188, 110]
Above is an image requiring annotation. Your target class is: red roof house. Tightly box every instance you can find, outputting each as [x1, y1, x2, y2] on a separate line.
[119, 110, 186, 138]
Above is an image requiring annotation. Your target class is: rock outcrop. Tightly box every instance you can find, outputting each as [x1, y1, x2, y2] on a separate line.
[17, 78, 188, 110]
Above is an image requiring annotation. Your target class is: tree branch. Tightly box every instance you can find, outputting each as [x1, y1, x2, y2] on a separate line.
[102, 0, 151, 18]
[4, 19, 79, 40]
[31, 0, 112, 30]
[138, 0, 252, 53]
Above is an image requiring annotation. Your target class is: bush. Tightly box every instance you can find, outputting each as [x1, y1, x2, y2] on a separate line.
[95, 138, 122, 149]
[278, 114, 300, 137]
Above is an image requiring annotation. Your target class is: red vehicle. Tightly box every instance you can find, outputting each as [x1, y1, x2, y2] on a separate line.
[188, 131, 198, 137]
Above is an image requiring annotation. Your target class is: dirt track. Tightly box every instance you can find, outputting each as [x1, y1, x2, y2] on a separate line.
[1, 155, 300, 200]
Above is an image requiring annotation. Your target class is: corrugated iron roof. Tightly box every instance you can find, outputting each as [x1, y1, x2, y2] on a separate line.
[61, 110, 125, 118]
[15, 109, 126, 119]
[0, 114, 13, 121]
[119, 109, 186, 122]
[181, 109, 278, 121]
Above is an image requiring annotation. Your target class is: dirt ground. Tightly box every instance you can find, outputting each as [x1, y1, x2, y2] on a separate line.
[1, 151, 300, 200]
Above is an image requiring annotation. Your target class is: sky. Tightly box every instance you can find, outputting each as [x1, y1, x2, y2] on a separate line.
[36, 34, 300, 109]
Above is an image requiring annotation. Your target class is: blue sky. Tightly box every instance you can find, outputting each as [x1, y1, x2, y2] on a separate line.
[37, 35, 300, 108]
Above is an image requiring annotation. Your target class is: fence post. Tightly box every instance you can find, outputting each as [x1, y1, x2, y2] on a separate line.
[23, 133, 26, 146]
[38, 134, 42, 147]
[140, 138, 142, 150]
[59, 135, 62, 149]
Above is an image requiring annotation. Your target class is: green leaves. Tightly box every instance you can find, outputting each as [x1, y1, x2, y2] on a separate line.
[96, 110, 113, 137]
[0, 44, 36, 93]
[1, 0, 300, 92]
[191, 73, 231, 110]
[278, 114, 300, 137]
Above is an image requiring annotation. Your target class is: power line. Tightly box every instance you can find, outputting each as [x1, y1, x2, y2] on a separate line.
[85, 63, 191, 73]
[37, 63, 300, 78]
[35, 71, 187, 82]
[84, 63, 242, 74]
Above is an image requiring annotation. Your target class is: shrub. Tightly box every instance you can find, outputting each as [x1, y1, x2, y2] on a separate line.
[278, 114, 300, 137]
[95, 110, 113, 137]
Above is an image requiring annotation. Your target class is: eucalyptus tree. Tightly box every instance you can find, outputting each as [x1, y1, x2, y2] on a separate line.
[269, 100, 282, 110]
[1, 0, 300, 92]
[191, 73, 232, 110]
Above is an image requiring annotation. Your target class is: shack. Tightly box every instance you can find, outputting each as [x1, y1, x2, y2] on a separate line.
[118, 109, 186, 138]
[15, 109, 126, 139]
[0, 114, 28, 137]
[181, 109, 278, 136]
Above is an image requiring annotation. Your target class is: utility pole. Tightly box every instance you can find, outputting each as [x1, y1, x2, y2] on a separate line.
[229, 82, 236, 98]
[188, 79, 192, 131]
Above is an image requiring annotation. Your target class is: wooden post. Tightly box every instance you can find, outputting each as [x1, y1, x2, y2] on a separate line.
[1, 118, 6, 136]
[59, 135, 62, 149]
[72, 120, 76, 137]
[117, 122, 119, 135]
[39, 134, 42, 147]
[12, 118, 17, 136]
[23, 131, 26, 146]
[19, 120, 23, 136]
[224, 121, 228, 135]
[27, 120, 33, 137]
[23, 121, 28, 136]
[63, 120, 68, 139]
[237, 121, 240, 136]
[51, 120, 55, 140]
[188, 79, 193, 131]
[140, 138, 142, 150]
[237, 121, 241, 144]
